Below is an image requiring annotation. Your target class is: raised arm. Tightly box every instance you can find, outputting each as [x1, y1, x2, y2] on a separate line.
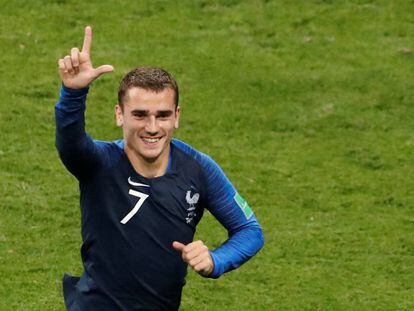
[55, 26, 114, 180]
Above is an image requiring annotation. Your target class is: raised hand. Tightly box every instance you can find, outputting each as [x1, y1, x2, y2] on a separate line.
[58, 26, 114, 89]
[172, 240, 214, 277]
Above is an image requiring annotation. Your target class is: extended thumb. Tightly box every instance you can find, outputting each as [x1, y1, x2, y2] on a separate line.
[94, 64, 114, 76]
[172, 241, 186, 252]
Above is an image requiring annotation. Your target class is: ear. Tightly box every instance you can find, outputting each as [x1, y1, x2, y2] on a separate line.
[174, 106, 180, 129]
[115, 104, 124, 127]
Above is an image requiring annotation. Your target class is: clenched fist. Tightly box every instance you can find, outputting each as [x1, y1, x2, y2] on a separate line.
[172, 240, 214, 277]
[58, 26, 113, 89]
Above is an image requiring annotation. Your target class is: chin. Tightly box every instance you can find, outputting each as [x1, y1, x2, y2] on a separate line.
[139, 148, 165, 162]
[127, 138, 171, 163]
[141, 152, 161, 162]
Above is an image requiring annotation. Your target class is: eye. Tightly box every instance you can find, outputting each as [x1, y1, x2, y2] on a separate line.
[132, 111, 147, 119]
[157, 111, 173, 120]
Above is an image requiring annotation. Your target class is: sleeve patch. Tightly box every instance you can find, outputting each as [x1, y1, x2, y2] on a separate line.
[234, 193, 253, 219]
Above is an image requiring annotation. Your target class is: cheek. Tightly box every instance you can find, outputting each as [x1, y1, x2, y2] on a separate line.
[122, 122, 140, 137]
[162, 123, 176, 135]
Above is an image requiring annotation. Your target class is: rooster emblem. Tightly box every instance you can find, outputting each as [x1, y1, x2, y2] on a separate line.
[185, 190, 199, 223]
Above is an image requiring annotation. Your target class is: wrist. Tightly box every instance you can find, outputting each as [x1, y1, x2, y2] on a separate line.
[206, 251, 221, 279]
[62, 83, 89, 93]
[60, 84, 89, 98]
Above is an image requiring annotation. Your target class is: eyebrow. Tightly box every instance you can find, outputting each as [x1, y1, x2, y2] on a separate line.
[130, 109, 174, 116]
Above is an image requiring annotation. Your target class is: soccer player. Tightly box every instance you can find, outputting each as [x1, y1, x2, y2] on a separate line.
[56, 26, 264, 310]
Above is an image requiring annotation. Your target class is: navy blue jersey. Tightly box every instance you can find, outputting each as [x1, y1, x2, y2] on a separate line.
[55, 86, 264, 310]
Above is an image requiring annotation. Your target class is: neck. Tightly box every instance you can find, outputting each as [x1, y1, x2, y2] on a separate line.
[125, 146, 170, 178]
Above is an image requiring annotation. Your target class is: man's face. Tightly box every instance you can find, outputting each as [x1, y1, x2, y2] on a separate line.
[115, 87, 180, 164]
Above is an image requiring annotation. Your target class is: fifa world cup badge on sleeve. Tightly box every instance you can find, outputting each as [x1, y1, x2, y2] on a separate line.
[234, 193, 253, 219]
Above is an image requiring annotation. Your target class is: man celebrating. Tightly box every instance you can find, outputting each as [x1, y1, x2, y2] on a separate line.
[56, 26, 264, 310]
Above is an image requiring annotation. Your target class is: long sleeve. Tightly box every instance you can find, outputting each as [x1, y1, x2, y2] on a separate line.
[171, 139, 264, 278]
[200, 154, 264, 278]
[55, 85, 104, 180]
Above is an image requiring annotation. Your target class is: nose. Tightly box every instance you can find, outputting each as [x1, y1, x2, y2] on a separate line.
[145, 116, 158, 134]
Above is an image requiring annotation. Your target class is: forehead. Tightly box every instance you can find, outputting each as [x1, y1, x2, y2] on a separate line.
[124, 87, 175, 110]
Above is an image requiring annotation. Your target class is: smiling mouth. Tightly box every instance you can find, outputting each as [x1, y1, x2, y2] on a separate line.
[141, 137, 162, 144]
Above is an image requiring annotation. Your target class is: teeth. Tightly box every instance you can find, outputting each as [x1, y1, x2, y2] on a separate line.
[143, 137, 160, 143]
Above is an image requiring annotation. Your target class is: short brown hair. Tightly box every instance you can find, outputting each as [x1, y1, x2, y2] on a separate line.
[118, 67, 179, 107]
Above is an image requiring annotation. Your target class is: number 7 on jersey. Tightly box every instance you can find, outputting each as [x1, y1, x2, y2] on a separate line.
[121, 189, 149, 224]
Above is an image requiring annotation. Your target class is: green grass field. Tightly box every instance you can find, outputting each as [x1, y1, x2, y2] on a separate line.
[1, 0, 414, 309]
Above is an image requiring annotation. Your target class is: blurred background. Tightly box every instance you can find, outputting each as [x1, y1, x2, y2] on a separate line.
[0, 0, 413, 309]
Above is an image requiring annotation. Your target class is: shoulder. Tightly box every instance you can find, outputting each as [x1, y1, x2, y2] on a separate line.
[94, 139, 124, 152]
[94, 139, 124, 149]
[171, 138, 217, 170]
[93, 139, 125, 166]
[171, 139, 229, 189]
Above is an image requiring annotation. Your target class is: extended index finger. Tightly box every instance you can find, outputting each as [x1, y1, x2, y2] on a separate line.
[82, 26, 92, 53]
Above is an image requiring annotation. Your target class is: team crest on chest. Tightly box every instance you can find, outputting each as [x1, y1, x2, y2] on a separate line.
[185, 188, 199, 224]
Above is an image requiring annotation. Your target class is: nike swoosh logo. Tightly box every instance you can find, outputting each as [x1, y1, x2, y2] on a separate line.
[128, 177, 150, 187]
